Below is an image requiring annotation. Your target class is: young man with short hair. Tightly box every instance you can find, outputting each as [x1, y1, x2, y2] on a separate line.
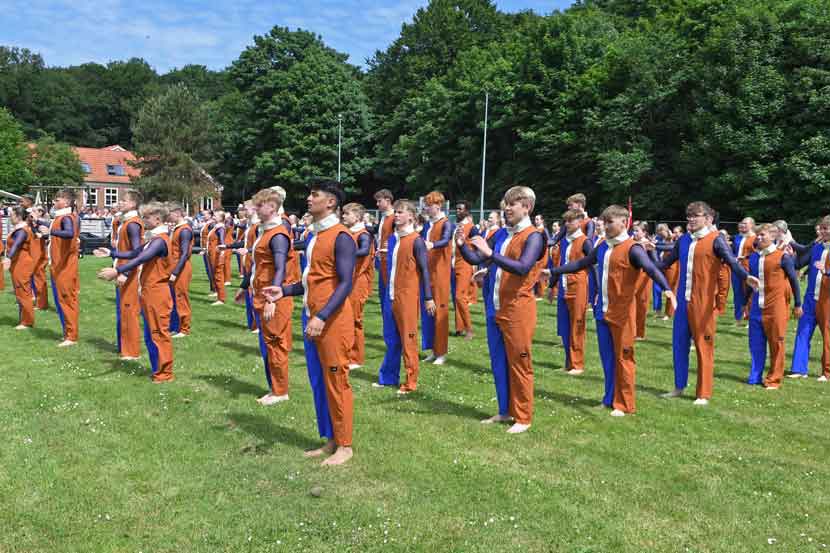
[454, 200, 478, 339]
[40, 189, 80, 347]
[99, 203, 175, 382]
[732, 217, 756, 325]
[342, 202, 374, 369]
[168, 204, 193, 338]
[744, 224, 801, 389]
[207, 211, 228, 305]
[264, 180, 356, 466]
[550, 205, 676, 417]
[2, 206, 35, 329]
[457, 186, 546, 433]
[422, 191, 453, 365]
[657, 201, 759, 405]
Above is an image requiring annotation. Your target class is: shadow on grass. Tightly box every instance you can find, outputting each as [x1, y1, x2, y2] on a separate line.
[218, 340, 259, 357]
[87, 336, 116, 355]
[226, 411, 318, 451]
[31, 325, 64, 342]
[89, 357, 149, 379]
[379, 392, 491, 421]
[196, 374, 265, 398]
[0, 315, 19, 326]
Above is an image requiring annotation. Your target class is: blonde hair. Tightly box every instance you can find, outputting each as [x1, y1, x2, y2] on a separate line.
[342, 202, 365, 219]
[503, 186, 536, 212]
[253, 189, 284, 209]
[393, 199, 418, 218]
[141, 202, 169, 222]
[600, 205, 629, 223]
[566, 193, 586, 207]
[562, 209, 584, 222]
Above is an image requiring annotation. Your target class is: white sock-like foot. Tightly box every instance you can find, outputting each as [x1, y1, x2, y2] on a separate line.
[433, 355, 446, 365]
[818, 375, 828, 382]
[211, 301, 225, 306]
[764, 386, 779, 391]
[566, 369, 584, 375]
[119, 356, 140, 361]
[480, 414, 512, 424]
[371, 382, 389, 388]
[506, 423, 530, 434]
[786, 373, 807, 379]
[662, 388, 684, 399]
[15, 324, 30, 330]
[260, 394, 289, 405]
[172, 332, 188, 338]
[348, 363, 362, 370]
[693, 398, 709, 406]
[58, 340, 77, 348]
[610, 409, 626, 417]
[423, 354, 436, 363]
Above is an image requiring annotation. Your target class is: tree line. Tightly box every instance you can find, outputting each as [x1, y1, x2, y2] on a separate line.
[1, 0, 828, 224]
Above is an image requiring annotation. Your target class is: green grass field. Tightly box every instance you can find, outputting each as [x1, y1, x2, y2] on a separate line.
[1, 258, 829, 552]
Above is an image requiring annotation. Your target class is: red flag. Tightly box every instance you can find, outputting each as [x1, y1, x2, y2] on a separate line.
[627, 196, 633, 229]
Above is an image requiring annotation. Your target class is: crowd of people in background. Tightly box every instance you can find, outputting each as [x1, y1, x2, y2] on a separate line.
[2, 184, 829, 468]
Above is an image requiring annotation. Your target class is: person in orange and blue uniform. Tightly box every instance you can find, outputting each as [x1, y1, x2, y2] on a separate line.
[421, 191, 453, 365]
[2, 207, 35, 329]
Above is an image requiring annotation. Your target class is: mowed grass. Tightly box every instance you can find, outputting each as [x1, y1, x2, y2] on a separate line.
[1, 258, 829, 553]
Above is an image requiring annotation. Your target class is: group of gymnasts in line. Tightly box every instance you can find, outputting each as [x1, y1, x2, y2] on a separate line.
[2, 182, 829, 466]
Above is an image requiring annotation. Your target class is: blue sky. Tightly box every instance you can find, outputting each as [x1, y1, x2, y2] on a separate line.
[3, 0, 575, 73]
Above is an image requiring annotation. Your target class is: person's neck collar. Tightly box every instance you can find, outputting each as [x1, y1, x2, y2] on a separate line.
[55, 207, 72, 216]
[260, 214, 282, 231]
[692, 226, 713, 240]
[382, 208, 394, 217]
[429, 212, 446, 223]
[122, 209, 138, 220]
[173, 220, 188, 229]
[567, 228, 584, 241]
[149, 224, 168, 236]
[312, 213, 339, 232]
[507, 216, 532, 234]
[13, 221, 28, 231]
[395, 223, 415, 237]
[606, 230, 630, 246]
[760, 243, 777, 256]
[350, 222, 366, 233]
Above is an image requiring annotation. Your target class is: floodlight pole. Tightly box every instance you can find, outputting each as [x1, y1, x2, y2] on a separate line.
[337, 114, 343, 183]
[479, 91, 489, 222]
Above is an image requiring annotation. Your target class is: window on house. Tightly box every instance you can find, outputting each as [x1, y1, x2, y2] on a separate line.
[106, 164, 125, 176]
[201, 196, 214, 211]
[105, 188, 118, 206]
[80, 162, 91, 174]
[86, 189, 98, 206]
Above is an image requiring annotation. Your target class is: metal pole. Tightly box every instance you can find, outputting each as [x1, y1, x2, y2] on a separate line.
[337, 114, 343, 183]
[479, 92, 489, 222]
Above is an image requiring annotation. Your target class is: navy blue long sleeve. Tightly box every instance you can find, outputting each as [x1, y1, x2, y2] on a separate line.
[629, 244, 672, 291]
[50, 216, 74, 239]
[271, 234, 290, 288]
[491, 232, 546, 276]
[431, 221, 453, 249]
[782, 255, 802, 307]
[713, 235, 749, 280]
[414, 236, 433, 301]
[355, 233, 372, 257]
[788, 240, 810, 257]
[172, 228, 193, 277]
[116, 238, 168, 275]
[6, 229, 27, 259]
[110, 222, 143, 259]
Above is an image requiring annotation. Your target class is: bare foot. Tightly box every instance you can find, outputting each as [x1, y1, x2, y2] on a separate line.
[304, 440, 336, 458]
[481, 414, 512, 424]
[433, 355, 446, 365]
[211, 301, 225, 306]
[396, 388, 411, 395]
[260, 394, 289, 405]
[348, 363, 362, 369]
[119, 356, 140, 361]
[506, 423, 530, 434]
[251, 328, 260, 334]
[321, 446, 353, 466]
[172, 332, 189, 338]
[464, 331, 474, 341]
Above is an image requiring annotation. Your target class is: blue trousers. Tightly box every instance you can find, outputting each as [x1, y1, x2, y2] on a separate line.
[244, 287, 256, 331]
[485, 315, 509, 416]
[557, 295, 575, 368]
[595, 318, 616, 407]
[421, 294, 435, 351]
[169, 283, 180, 333]
[732, 271, 747, 321]
[141, 310, 159, 374]
[302, 311, 334, 440]
[790, 306, 816, 375]
[50, 276, 66, 334]
[671, 301, 692, 390]
[115, 287, 123, 354]
[747, 318, 768, 385]
[652, 282, 663, 312]
[377, 276, 402, 385]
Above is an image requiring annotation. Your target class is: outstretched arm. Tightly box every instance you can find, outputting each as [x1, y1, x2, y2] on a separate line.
[782, 255, 802, 308]
[50, 216, 75, 239]
[629, 244, 672, 291]
[491, 232, 546, 276]
[110, 222, 144, 259]
[116, 239, 167, 276]
[549, 248, 597, 277]
[713, 235, 749, 280]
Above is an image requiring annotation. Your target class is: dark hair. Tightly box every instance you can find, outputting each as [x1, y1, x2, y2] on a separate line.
[309, 179, 345, 209]
[374, 188, 394, 202]
[11, 206, 28, 221]
[456, 200, 471, 211]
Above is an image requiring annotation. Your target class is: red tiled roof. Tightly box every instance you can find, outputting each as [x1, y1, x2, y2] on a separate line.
[75, 145, 141, 184]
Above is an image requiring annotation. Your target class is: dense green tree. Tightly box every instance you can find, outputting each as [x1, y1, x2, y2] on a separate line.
[130, 84, 218, 204]
[28, 135, 84, 187]
[0, 107, 33, 194]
